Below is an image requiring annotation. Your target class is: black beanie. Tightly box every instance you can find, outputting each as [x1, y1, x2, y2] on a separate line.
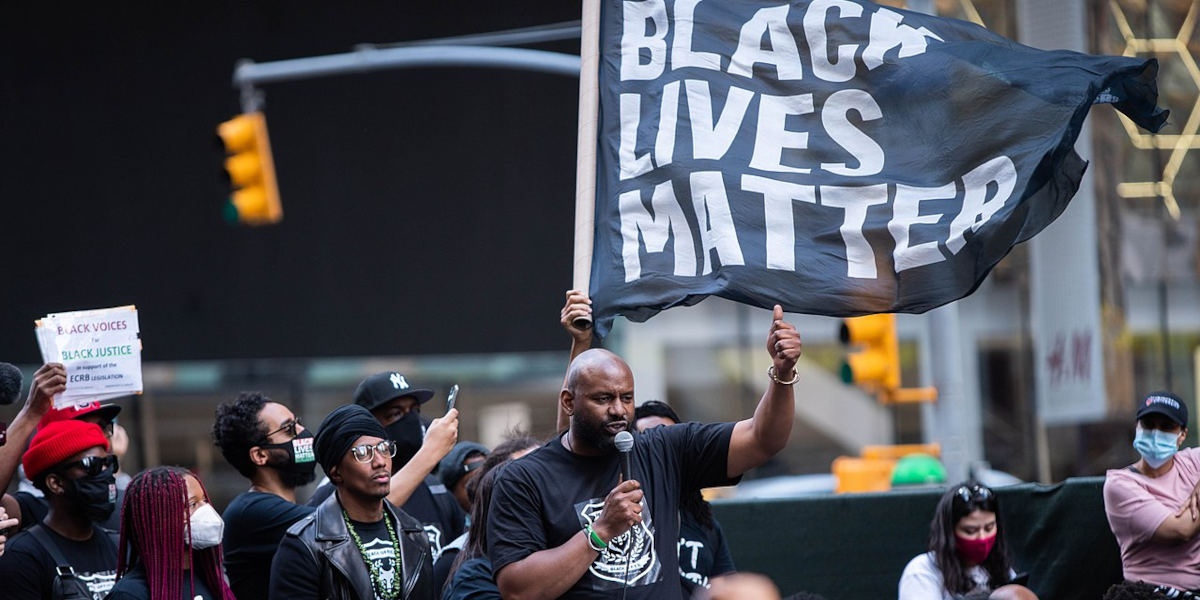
[315, 404, 388, 474]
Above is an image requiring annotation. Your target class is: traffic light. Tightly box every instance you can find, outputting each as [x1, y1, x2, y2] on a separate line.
[839, 313, 900, 394]
[838, 314, 937, 403]
[216, 111, 282, 225]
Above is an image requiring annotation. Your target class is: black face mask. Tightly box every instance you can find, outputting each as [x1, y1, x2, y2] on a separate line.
[260, 430, 317, 488]
[62, 469, 117, 523]
[385, 411, 424, 475]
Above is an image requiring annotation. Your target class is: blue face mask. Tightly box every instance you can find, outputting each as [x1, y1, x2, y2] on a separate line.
[1134, 426, 1181, 468]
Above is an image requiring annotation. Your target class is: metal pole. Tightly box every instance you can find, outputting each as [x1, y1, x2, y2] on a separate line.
[926, 304, 978, 483]
[233, 44, 581, 88]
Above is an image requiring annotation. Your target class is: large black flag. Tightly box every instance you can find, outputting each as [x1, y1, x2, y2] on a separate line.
[588, 0, 1166, 337]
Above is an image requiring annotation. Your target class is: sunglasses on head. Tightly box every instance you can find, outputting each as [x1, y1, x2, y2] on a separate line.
[61, 454, 118, 477]
[955, 483, 992, 504]
[350, 440, 397, 463]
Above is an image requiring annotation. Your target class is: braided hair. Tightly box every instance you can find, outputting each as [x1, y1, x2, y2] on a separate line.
[116, 466, 235, 600]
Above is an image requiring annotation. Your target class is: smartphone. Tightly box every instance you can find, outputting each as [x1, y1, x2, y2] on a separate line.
[446, 385, 459, 413]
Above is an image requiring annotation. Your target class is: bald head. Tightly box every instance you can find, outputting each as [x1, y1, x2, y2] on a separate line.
[565, 349, 632, 395]
[990, 585, 1039, 600]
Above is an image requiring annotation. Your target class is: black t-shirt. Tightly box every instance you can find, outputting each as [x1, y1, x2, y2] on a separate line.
[443, 557, 501, 600]
[310, 476, 465, 563]
[347, 516, 404, 600]
[222, 490, 315, 600]
[486, 422, 738, 599]
[0, 524, 118, 599]
[677, 512, 735, 591]
[106, 564, 216, 600]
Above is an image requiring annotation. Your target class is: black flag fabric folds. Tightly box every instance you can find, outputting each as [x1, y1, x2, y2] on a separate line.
[589, 0, 1167, 337]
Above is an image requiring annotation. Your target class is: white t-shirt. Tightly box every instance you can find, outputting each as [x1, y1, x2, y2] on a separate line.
[898, 552, 991, 600]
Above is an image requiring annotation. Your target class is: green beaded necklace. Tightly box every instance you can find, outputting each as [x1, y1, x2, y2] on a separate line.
[342, 508, 403, 600]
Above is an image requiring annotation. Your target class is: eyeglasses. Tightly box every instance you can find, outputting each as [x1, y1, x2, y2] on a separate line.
[955, 483, 993, 504]
[61, 454, 119, 477]
[350, 440, 397, 463]
[266, 417, 302, 440]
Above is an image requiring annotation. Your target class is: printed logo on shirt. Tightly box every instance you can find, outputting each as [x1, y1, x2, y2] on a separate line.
[423, 523, 444, 562]
[678, 535, 709, 589]
[361, 536, 399, 600]
[77, 569, 118, 600]
[576, 498, 662, 588]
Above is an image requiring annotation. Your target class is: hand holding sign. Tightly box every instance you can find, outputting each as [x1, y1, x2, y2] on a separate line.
[34, 306, 142, 408]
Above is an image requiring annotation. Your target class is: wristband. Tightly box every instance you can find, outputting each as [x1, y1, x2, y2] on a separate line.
[768, 365, 799, 385]
[585, 523, 607, 552]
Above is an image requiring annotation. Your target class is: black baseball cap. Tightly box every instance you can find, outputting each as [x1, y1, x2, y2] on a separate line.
[437, 441, 489, 489]
[353, 372, 434, 412]
[1136, 391, 1188, 427]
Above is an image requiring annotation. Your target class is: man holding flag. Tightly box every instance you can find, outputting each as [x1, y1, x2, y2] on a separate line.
[486, 305, 801, 599]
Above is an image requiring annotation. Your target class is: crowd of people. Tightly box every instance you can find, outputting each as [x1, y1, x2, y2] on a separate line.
[0, 290, 1192, 600]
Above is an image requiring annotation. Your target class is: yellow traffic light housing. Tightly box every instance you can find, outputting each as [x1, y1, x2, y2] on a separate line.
[839, 314, 937, 404]
[217, 112, 282, 225]
[839, 314, 900, 391]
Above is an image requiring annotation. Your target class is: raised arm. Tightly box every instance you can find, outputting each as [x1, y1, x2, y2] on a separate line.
[726, 305, 800, 479]
[0, 364, 62, 526]
[557, 290, 593, 432]
[495, 479, 643, 600]
[386, 408, 458, 507]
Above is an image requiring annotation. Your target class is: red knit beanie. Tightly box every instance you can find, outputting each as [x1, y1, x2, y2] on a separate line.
[23, 420, 110, 480]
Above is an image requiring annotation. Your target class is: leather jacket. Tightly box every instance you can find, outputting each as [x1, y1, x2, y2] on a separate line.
[282, 491, 435, 600]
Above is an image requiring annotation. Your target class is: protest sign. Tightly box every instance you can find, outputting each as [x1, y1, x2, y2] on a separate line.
[586, 0, 1167, 336]
[35, 305, 142, 408]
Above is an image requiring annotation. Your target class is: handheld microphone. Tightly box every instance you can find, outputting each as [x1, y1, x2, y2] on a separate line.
[613, 429, 635, 600]
[614, 430, 634, 482]
[0, 363, 22, 406]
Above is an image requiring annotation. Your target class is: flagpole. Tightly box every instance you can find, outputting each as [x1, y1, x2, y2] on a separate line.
[572, 0, 601, 328]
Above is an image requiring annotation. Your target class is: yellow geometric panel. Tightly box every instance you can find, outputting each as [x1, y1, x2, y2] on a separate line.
[1110, 0, 1194, 220]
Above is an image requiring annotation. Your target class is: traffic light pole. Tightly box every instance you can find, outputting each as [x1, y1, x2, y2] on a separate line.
[231, 44, 581, 111]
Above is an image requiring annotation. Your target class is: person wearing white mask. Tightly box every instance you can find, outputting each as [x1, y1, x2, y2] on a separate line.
[106, 466, 235, 600]
[1103, 391, 1200, 597]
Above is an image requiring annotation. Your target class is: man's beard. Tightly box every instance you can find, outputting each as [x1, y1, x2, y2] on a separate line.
[573, 412, 629, 452]
[267, 452, 317, 488]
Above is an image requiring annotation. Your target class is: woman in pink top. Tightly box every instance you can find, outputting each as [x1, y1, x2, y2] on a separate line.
[1104, 391, 1200, 597]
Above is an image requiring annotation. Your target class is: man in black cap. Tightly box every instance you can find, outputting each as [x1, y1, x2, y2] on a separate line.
[1104, 391, 1200, 595]
[310, 371, 465, 565]
[270, 404, 434, 600]
[439, 441, 489, 515]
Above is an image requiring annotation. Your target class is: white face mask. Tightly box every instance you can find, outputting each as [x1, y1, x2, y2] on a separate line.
[188, 503, 224, 550]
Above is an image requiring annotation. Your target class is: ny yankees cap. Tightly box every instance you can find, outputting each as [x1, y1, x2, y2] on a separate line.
[1136, 391, 1188, 427]
[353, 371, 435, 412]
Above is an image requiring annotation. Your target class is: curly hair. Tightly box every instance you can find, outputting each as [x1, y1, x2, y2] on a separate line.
[1103, 581, 1171, 600]
[211, 392, 270, 478]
